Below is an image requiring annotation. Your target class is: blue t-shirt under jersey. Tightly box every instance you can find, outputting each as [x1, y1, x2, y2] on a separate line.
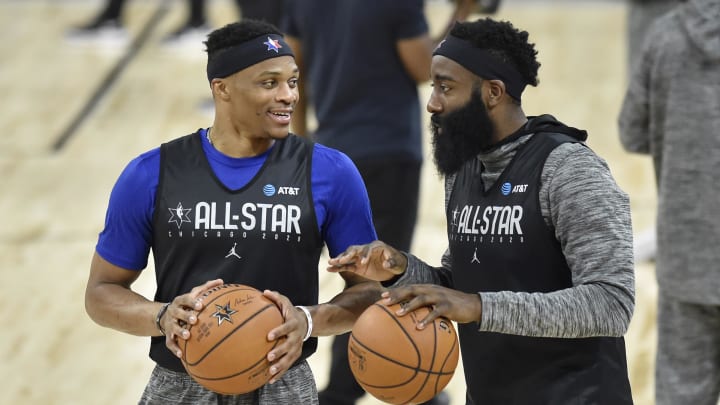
[96, 129, 377, 271]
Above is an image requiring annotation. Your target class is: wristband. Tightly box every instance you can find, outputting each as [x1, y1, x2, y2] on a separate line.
[155, 302, 171, 336]
[295, 305, 313, 342]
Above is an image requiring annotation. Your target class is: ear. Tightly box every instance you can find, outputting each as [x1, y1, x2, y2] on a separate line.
[211, 78, 231, 102]
[485, 79, 506, 108]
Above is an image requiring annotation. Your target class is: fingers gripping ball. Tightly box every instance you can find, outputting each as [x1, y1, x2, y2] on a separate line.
[348, 300, 460, 404]
[181, 284, 284, 394]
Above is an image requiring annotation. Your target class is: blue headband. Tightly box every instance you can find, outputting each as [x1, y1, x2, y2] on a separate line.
[206, 34, 295, 82]
[433, 35, 527, 100]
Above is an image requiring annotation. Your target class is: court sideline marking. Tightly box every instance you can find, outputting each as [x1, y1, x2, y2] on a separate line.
[52, 0, 171, 152]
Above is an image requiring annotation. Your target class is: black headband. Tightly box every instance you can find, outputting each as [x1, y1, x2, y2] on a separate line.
[206, 34, 295, 82]
[433, 35, 527, 100]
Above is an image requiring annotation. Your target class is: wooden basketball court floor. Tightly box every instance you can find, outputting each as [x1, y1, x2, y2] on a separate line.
[0, 0, 659, 404]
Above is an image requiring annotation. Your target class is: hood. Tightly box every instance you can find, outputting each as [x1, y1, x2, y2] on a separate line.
[523, 114, 588, 142]
[487, 114, 587, 153]
[680, 0, 720, 60]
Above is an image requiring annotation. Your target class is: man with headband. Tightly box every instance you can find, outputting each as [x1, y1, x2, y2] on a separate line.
[328, 18, 635, 404]
[85, 20, 381, 404]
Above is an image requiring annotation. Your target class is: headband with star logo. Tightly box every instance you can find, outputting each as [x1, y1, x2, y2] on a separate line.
[206, 34, 294, 82]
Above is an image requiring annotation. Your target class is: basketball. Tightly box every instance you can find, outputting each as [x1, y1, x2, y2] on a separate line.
[181, 284, 284, 395]
[348, 300, 460, 404]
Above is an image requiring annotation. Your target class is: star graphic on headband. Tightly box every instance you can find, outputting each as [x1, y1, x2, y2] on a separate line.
[211, 302, 237, 326]
[264, 36, 282, 53]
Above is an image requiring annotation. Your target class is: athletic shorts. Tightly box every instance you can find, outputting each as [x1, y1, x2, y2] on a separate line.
[138, 361, 318, 405]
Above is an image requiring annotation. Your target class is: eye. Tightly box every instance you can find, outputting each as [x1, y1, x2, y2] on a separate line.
[261, 80, 276, 89]
[288, 78, 299, 88]
[431, 82, 450, 93]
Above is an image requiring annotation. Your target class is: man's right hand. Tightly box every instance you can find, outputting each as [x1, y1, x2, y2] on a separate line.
[163, 278, 224, 358]
[326, 240, 407, 282]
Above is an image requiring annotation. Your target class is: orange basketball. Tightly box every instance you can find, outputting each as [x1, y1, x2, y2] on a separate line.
[348, 300, 460, 404]
[181, 284, 284, 394]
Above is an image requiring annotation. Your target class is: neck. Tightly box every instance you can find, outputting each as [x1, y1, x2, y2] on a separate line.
[207, 125, 275, 158]
[492, 107, 528, 144]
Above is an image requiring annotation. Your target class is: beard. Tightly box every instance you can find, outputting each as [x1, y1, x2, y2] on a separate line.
[430, 90, 496, 176]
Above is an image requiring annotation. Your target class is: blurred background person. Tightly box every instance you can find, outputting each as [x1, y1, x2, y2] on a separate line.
[282, 1, 478, 404]
[626, 0, 680, 69]
[625, 0, 682, 264]
[618, 0, 720, 404]
[66, 0, 285, 47]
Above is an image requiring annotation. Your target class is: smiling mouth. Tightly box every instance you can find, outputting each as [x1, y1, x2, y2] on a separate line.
[270, 111, 291, 118]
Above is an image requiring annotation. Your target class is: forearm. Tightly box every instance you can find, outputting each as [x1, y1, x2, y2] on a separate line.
[308, 281, 383, 336]
[479, 282, 633, 338]
[85, 283, 163, 337]
[618, 59, 651, 154]
[481, 144, 635, 338]
[394, 252, 453, 287]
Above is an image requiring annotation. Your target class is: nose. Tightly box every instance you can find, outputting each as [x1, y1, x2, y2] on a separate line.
[426, 90, 443, 114]
[276, 82, 297, 104]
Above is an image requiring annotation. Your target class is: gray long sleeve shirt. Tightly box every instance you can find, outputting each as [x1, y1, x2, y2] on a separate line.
[618, 0, 720, 304]
[396, 134, 635, 338]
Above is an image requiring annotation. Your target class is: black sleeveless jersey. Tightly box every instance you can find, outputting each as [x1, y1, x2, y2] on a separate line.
[149, 133, 324, 372]
[447, 133, 633, 404]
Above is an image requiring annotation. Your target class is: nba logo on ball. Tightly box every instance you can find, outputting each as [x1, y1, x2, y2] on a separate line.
[348, 300, 459, 404]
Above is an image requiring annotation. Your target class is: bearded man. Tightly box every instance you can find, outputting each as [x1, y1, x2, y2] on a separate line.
[328, 18, 636, 405]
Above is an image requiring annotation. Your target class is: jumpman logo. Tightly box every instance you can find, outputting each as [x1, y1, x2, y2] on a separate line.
[225, 243, 241, 260]
[471, 248, 481, 264]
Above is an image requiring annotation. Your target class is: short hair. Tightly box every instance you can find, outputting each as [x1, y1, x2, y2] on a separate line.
[205, 19, 283, 62]
[450, 18, 540, 87]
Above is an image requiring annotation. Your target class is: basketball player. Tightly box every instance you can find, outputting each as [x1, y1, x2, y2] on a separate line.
[85, 20, 381, 404]
[329, 18, 636, 404]
[619, 1, 720, 403]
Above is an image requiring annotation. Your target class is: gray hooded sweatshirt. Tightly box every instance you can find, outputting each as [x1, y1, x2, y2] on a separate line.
[619, 0, 720, 304]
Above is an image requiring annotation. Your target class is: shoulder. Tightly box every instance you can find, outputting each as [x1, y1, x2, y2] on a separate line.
[543, 142, 627, 199]
[546, 142, 608, 171]
[113, 147, 161, 194]
[126, 147, 160, 175]
[310, 143, 366, 199]
[311, 143, 358, 174]
[642, 9, 686, 57]
[543, 142, 611, 181]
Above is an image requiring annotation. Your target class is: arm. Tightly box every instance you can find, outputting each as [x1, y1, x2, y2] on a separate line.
[86, 252, 160, 336]
[480, 144, 635, 338]
[327, 171, 457, 286]
[307, 272, 383, 336]
[434, 0, 475, 44]
[618, 28, 655, 154]
[86, 252, 223, 356]
[300, 147, 382, 336]
[396, 35, 434, 84]
[395, 0, 473, 84]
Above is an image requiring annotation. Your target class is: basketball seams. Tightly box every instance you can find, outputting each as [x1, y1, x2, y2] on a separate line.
[407, 314, 441, 404]
[348, 300, 460, 404]
[432, 327, 459, 396]
[180, 284, 283, 394]
[186, 336, 280, 381]
[348, 334, 419, 388]
[374, 303, 423, 366]
[349, 306, 455, 377]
